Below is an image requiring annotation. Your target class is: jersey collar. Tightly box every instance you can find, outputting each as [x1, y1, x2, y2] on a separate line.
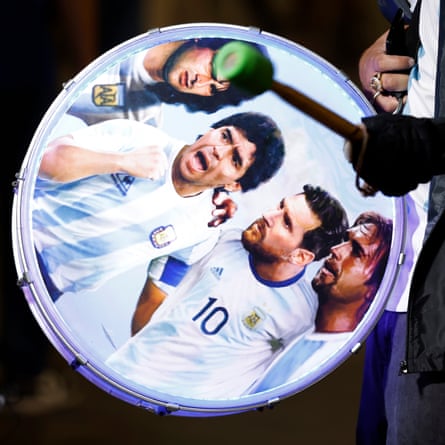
[248, 253, 306, 288]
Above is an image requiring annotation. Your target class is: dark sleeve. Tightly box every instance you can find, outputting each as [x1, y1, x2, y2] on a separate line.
[353, 114, 445, 196]
[377, 0, 411, 22]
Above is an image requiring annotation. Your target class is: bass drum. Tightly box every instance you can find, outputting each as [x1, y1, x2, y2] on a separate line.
[12, 23, 406, 416]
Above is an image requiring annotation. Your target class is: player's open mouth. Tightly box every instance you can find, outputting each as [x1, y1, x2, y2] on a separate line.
[179, 71, 190, 88]
[255, 218, 266, 236]
[194, 151, 208, 171]
[321, 259, 337, 278]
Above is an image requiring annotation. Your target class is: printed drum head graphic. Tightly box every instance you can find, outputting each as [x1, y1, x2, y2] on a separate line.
[12, 23, 404, 416]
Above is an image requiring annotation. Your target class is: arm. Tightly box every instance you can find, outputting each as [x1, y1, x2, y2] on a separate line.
[39, 135, 168, 182]
[131, 256, 192, 335]
[345, 114, 445, 196]
[131, 278, 167, 335]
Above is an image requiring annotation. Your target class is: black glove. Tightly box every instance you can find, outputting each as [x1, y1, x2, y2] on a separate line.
[345, 114, 445, 196]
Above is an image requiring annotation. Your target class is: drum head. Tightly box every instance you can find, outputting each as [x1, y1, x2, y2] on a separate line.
[12, 23, 405, 416]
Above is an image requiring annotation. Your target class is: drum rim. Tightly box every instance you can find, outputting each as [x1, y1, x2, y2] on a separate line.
[11, 22, 404, 416]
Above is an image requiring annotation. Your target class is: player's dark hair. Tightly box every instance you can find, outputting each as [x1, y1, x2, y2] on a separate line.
[351, 211, 393, 288]
[300, 184, 349, 260]
[147, 38, 269, 113]
[211, 112, 285, 192]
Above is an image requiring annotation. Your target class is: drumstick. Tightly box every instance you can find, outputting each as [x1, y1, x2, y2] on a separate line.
[213, 41, 364, 144]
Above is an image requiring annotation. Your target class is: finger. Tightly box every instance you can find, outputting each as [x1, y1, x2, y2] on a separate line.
[148, 169, 162, 180]
[211, 208, 226, 217]
[212, 191, 229, 206]
[148, 158, 168, 180]
[207, 216, 226, 228]
[375, 55, 415, 74]
[207, 218, 219, 228]
[161, 151, 168, 172]
[212, 193, 224, 206]
[374, 94, 402, 113]
[225, 203, 237, 218]
[380, 72, 409, 93]
[156, 153, 169, 177]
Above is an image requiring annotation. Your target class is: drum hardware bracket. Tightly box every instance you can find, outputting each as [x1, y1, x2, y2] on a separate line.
[16, 271, 32, 288]
[69, 354, 88, 370]
[12, 171, 25, 192]
[62, 77, 76, 92]
[162, 403, 180, 414]
[138, 401, 180, 416]
[247, 25, 261, 34]
[263, 397, 280, 410]
[11, 178, 19, 191]
[145, 26, 162, 37]
[350, 342, 362, 354]
[136, 400, 165, 415]
[398, 252, 406, 265]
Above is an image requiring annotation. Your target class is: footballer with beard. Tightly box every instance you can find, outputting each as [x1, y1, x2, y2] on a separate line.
[311, 211, 393, 332]
[108, 184, 348, 399]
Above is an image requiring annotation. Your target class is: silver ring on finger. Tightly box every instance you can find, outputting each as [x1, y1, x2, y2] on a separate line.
[372, 90, 382, 104]
[393, 95, 405, 115]
[370, 72, 383, 93]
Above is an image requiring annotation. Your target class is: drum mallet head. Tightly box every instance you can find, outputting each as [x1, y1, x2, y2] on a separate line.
[213, 41, 274, 96]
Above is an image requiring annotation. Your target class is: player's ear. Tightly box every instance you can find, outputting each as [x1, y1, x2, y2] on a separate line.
[223, 181, 242, 192]
[288, 248, 315, 266]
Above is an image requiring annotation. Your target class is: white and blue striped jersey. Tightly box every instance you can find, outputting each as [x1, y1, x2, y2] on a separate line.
[33, 119, 218, 298]
[250, 331, 351, 393]
[67, 51, 163, 126]
[105, 229, 318, 400]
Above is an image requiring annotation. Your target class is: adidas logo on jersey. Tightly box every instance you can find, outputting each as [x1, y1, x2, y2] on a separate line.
[210, 266, 223, 280]
[111, 173, 135, 195]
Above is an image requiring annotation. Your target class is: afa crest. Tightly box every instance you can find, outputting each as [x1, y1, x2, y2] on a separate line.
[92, 83, 126, 107]
[243, 307, 265, 330]
[150, 225, 177, 249]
